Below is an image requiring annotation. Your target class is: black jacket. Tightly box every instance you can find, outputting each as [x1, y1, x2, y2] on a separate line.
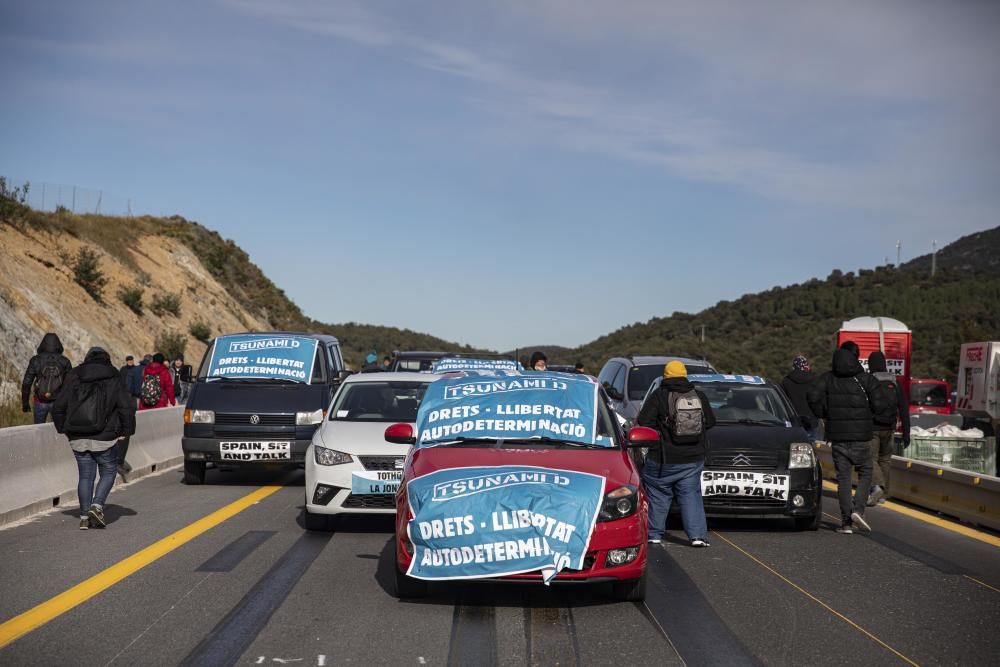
[781, 369, 818, 428]
[21, 333, 73, 408]
[867, 351, 911, 440]
[53, 349, 136, 442]
[637, 377, 716, 464]
[807, 349, 889, 443]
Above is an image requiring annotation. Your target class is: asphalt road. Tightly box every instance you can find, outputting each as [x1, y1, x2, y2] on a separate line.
[1, 466, 997, 666]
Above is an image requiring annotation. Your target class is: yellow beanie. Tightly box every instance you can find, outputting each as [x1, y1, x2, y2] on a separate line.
[663, 361, 687, 379]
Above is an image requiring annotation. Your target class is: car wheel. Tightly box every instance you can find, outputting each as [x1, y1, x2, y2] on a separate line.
[794, 513, 820, 531]
[303, 507, 330, 531]
[394, 565, 428, 599]
[610, 570, 647, 602]
[183, 460, 205, 485]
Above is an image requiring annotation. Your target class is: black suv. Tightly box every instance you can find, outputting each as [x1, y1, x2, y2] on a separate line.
[182, 332, 346, 484]
[388, 350, 451, 373]
[597, 354, 717, 427]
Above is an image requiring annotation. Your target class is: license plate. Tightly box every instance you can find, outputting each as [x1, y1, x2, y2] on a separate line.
[219, 441, 291, 461]
[351, 470, 403, 495]
[701, 470, 789, 500]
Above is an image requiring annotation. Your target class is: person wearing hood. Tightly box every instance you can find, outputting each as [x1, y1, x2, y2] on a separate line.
[138, 353, 176, 410]
[637, 361, 716, 547]
[529, 351, 548, 371]
[808, 342, 889, 534]
[21, 333, 73, 424]
[866, 351, 911, 506]
[52, 347, 136, 530]
[781, 356, 820, 443]
[169, 355, 191, 403]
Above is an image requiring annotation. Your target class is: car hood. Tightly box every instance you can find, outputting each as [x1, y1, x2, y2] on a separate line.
[316, 421, 412, 456]
[709, 423, 809, 451]
[407, 446, 639, 491]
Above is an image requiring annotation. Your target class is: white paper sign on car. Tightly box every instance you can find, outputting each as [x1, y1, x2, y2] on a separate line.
[701, 470, 789, 500]
[351, 470, 402, 495]
[219, 441, 291, 461]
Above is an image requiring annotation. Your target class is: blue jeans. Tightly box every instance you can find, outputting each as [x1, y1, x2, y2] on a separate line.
[74, 446, 119, 518]
[33, 401, 54, 424]
[643, 460, 708, 541]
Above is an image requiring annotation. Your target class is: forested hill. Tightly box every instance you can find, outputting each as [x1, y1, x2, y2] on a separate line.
[570, 227, 1000, 382]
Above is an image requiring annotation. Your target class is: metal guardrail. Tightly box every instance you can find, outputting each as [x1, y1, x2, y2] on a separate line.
[815, 441, 1000, 532]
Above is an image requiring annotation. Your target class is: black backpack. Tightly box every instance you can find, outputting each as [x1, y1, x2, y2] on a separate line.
[66, 380, 109, 435]
[35, 358, 65, 402]
[871, 371, 899, 427]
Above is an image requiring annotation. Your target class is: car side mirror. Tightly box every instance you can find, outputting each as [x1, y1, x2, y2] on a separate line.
[385, 423, 416, 445]
[627, 426, 659, 448]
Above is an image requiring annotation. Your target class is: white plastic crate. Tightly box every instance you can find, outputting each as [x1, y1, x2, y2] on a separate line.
[907, 436, 997, 476]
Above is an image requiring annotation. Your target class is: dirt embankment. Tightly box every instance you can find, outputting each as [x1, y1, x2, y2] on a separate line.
[0, 223, 268, 377]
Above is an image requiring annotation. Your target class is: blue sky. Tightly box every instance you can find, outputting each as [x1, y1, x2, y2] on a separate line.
[2, 1, 998, 350]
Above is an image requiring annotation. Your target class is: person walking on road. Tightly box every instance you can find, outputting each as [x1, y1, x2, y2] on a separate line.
[529, 351, 548, 371]
[119, 355, 136, 391]
[21, 333, 73, 424]
[808, 342, 888, 534]
[781, 355, 820, 443]
[169, 355, 191, 403]
[138, 353, 175, 411]
[638, 361, 716, 547]
[52, 347, 136, 530]
[866, 351, 910, 506]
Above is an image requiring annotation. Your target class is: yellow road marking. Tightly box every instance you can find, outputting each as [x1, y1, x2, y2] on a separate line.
[713, 532, 920, 667]
[821, 480, 1000, 548]
[963, 575, 1000, 594]
[0, 485, 282, 649]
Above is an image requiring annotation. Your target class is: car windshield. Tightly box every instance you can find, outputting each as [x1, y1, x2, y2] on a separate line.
[628, 363, 713, 401]
[394, 359, 437, 373]
[330, 381, 429, 422]
[695, 383, 793, 425]
[911, 383, 948, 407]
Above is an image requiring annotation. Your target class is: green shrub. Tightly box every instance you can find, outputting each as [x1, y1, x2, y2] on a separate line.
[117, 285, 144, 315]
[72, 247, 107, 302]
[155, 330, 187, 360]
[0, 177, 30, 224]
[151, 292, 182, 317]
[189, 320, 211, 343]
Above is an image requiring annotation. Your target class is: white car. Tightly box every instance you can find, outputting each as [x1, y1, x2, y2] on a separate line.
[303, 372, 438, 529]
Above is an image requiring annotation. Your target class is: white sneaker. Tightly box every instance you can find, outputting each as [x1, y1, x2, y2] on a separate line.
[690, 538, 710, 548]
[647, 538, 661, 544]
[850, 511, 871, 533]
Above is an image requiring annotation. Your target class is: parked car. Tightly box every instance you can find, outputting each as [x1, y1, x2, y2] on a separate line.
[909, 379, 953, 415]
[182, 332, 346, 485]
[597, 355, 718, 427]
[642, 374, 821, 530]
[303, 372, 439, 529]
[388, 371, 650, 600]
[389, 351, 451, 373]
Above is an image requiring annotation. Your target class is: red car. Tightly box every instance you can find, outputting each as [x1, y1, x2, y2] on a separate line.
[385, 388, 653, 601]
[910, 379, 953, 415]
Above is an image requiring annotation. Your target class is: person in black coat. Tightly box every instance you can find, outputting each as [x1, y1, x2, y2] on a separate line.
[52, 347, 136, 530]
[808, 343, 889, 534]
[21, 333, 73, 424]
[781, 355, 819, 442]
[866, 351, 911, 506]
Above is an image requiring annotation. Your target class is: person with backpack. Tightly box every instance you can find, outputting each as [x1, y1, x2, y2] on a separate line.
[138, 352, 175, 411]
[808, 341, 889, 534]
[866, 351, 911, 506]
[637, 361, 716, 547]
[52, 347, 136, 530]
[781, 355, 820, 443]
[21, 333, 73, 424]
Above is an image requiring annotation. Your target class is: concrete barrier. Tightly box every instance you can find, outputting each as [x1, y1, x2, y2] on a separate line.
[815, 441, 1000, 532]
[0, 406, 183, 527]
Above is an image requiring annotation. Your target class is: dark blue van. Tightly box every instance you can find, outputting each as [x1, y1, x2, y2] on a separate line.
[181, 332, 347, 484]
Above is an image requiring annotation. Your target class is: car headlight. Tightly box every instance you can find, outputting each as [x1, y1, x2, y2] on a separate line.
[598, 485, 638, 522]
[789, 442, 814, 469]
[184, 409, 214, 424]
[314, 445, 352, 466]
[296, 409, 325, 425]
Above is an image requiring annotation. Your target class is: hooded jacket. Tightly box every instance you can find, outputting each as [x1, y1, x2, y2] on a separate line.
[52, 348, 136, 442]
[637, 377, 716, 464]
[867, 351, 911, 439]
[807, 349, 889, 442]
[21, 333, 73, 408]
[138, 361, 176, 410]
[780, 369, 819, 429]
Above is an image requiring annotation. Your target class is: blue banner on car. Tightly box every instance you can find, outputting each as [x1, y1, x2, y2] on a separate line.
[205, 334, 319, 384]
[431, 357, 522, 374]
[414, 372, 602, 447]
[405, 465, 605, 583]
